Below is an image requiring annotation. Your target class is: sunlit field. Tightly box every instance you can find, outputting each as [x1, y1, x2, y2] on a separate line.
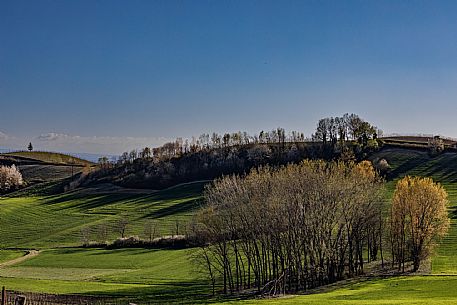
[1, 149, 457, 304]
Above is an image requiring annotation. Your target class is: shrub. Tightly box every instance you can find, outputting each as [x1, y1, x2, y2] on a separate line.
[108, 235, 188, 249]
[375, 158, 391, 174]
[0, 165, 24, 193]
[111, 236, 141, 247]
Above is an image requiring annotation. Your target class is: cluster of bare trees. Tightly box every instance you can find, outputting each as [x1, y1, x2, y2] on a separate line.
[79, 218, 188, 247]
[390, 176, 450, 272]
[0, 165, 24, 193]
[106, 128, 305, 167]
[152, 128, 305, 160]
[100, 115, 380, 169]
[192, 160, 385, 295]
[87, 141, 313, 191]
[87, 116, 385, 191]
[312, 113, 380, 149]
[80, 219, 133, 246]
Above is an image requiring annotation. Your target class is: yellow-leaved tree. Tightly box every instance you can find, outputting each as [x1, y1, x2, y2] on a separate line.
[390, 176, 450, 272]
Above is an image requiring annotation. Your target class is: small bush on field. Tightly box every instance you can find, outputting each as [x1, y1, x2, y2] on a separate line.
[0, 165, 24, 193]
[108, 235, 188, 249]
[375, 158, 390, 174]
[111, 236, 141, 247]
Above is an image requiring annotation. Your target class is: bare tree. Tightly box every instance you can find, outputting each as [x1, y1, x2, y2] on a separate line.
[193, 160, 385, 295]
[141, 147, 152, 159]
[96, 224, 109, 243]
[144, 220, 158, 242]
[116, 219, 129, 238]
[175, 219, 180, 236]
[80, 227, 91, 246]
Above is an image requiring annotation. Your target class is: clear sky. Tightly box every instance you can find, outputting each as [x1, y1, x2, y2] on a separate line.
[2, 0, 457, 154]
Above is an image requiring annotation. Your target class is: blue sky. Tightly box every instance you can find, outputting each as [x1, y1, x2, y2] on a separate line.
[2, 1, 457, 154]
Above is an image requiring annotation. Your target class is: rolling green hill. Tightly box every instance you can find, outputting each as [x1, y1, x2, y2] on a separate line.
[0, 182, 208, 304]
[369, 148, 457, 274]
[1, 147, 457, 304]
[0, 181, 205, 248]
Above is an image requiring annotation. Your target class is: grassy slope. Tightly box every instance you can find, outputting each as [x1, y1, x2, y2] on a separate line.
[220, 276, 457, 305]
[0, 248, 210, 304]
[17, 164, 81, 183]
[1, 151, 93, 184]
[0, 250, 25, 263]
[2, 151, 93, 166]
[1, 148, 457, 304]
[0, 182, 208, 303]
[0, 182, 205, 248]
[370, 149, 457, 274]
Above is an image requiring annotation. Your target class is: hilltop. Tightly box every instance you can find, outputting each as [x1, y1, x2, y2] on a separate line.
[77, 134, 456, 191]
[0, 151, 93, 186]
[5, 134, 452, 195]
[1, 151, 93, 166]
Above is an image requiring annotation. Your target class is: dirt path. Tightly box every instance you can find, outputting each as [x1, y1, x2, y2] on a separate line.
[0, 250, 40, 268]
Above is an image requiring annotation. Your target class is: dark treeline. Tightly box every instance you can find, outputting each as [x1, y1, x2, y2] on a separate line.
[100, 127, 305, 166]
[191, 160, 385, 295]
[86, 127, 313, 189]
[103, 113, 378, 165]
[84, 114, 381, 190]
[86, 140, 314, 189]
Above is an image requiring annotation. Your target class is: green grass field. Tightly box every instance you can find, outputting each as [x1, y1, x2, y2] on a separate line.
[0, 248, 210, 304]
[0, 182, 208, 303]
[0, 250, 25, 264]
[0, 182, 204, 248]
[1, 148, 457, 304]
[219, 276, 457, 305]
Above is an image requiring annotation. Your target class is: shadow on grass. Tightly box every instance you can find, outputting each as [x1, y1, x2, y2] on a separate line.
[140, 198, 202, 220]
[40, 192, 138, 209]
[83, 280, 243, 305]
[387, 155, 430, 180]
[84, 248, 169, 256]
[385, 152, 457, 185]
[39, 182, 205, 214]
